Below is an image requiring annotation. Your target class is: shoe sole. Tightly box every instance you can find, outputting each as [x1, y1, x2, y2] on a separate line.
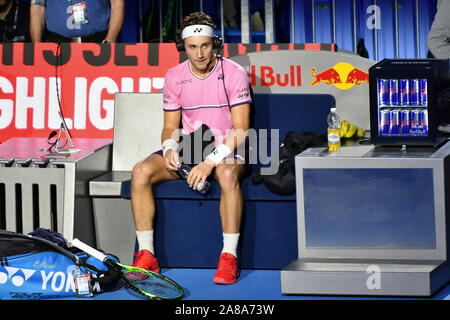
[213, 278, 237, 285]
[213, 272, 240, 285]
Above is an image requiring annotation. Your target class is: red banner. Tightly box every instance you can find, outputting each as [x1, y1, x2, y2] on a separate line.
[0, 42, 335, 142]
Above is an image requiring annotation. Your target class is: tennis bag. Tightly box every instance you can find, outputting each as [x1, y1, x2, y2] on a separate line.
[252, 131, 326, 195]
[0, 229, 120, 300]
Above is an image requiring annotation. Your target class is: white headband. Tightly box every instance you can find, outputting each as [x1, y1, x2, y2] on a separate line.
[181, 25, 215, 40]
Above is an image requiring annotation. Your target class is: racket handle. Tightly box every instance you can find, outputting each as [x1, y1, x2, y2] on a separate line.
[71, 238, 108, 263]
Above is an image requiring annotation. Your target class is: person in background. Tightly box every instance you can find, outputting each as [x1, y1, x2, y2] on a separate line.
[0, 0, 30, 42]
[427, 0, 450, 59]
[223, 0, 238, 28]
[29, 0, 124, 43]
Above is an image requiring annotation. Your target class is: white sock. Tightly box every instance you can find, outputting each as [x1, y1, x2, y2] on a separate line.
[136, 230, 154, 254]
[221, 233, 240, 258]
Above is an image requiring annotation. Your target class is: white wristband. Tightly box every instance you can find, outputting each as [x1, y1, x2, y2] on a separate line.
[206, 144, 233, 165]
[162, 139, 179, 157]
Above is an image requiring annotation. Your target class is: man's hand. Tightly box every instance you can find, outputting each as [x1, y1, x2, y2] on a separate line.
[187, 159, 215, 191]
[164, 149, 180, 171]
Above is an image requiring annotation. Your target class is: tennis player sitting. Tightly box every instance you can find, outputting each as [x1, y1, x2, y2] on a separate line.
[130, 12, 252, 285]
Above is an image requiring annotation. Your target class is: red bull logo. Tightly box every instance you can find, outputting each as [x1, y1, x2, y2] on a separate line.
[310, 67, 342, 86]
[247, 65, 302, 87]
[346, 67, 369, 85]
[309, 62, 369, 90]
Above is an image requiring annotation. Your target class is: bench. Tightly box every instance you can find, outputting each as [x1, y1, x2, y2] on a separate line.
[90, 92, 334, 268]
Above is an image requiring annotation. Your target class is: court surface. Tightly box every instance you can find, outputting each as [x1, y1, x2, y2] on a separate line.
[57, 268, 450, 301]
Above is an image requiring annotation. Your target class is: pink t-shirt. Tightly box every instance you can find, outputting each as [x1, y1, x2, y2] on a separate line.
[162, 57, 252, 144]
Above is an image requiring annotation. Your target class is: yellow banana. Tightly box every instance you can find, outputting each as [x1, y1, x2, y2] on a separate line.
[340, 120, 349, 137]
[357, 128, 365, 138]
[345, 124, 357, 138]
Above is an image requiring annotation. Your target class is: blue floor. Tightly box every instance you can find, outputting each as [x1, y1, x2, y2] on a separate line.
[59, 268, 450, 301]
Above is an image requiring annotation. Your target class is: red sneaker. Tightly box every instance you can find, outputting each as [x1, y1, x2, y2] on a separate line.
[213, 253, 240, 285]
[132, 250, 160, 274]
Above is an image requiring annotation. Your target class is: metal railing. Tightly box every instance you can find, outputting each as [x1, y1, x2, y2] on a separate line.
[0, 160, 65, 235]
[142, 0, 437, 60]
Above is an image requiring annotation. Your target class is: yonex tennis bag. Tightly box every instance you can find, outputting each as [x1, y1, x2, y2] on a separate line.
[0, 229, 120, 300]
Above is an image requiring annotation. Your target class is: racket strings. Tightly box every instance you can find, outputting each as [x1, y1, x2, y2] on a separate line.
[123, 270, 183, 299]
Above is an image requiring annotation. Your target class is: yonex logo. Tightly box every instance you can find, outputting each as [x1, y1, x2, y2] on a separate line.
[0, 267, 36, 287]
[0, 266, 78, 293]
[194, 28, 203, 33]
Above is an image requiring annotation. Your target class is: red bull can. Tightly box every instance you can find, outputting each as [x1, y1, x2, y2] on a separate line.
[399, 79, 409, 106]
[378, 79, 390, 106]
[389, 109, 400, 135]
[379, 109, 390, 135]
[409, 79, 420, 106]
[400, 109, 410, 135]
[420, 79, 428, 106]
[389, 79, 399, 106]
[419, 109, 428, 135]
[410, 109, 420, 135]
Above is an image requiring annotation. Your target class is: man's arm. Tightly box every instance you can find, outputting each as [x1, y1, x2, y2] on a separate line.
[105, 0, 124, 43]
[161, 110, 181, 170]
[427, 1, 450, 58]
[220, 103, 250, 153]
[29, 3, 45, 43]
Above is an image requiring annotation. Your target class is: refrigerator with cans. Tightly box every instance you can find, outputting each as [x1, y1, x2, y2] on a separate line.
[369, 59, 450, 146]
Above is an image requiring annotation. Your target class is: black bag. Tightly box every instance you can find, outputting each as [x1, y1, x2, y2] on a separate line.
[252, 131, 326, 195]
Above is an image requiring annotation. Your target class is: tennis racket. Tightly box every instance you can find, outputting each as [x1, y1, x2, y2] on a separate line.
[71, 238, 183, 300]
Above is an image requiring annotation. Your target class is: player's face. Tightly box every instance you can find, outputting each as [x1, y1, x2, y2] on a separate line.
[184, 36, 216, 76]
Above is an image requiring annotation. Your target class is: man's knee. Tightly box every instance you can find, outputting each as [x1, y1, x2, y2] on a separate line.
[132, 160, 157, 188]
[216, 165, 241, 191]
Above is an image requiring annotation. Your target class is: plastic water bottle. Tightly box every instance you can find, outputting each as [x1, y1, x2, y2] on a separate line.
[327, 107, 341, 152]
[178, 163, 211, 194]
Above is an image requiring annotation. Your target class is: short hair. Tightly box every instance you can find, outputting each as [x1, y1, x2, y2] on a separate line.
[179, 12, 216, 34]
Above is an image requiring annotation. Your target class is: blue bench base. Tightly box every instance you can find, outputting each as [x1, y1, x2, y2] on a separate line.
[153, 198, 297, 269]
[124, 179, 298, 269]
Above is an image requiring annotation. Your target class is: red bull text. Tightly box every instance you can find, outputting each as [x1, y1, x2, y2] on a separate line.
[247, 65, 302, 87]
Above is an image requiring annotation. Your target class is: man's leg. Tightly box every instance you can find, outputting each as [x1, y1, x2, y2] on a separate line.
[213, 162, 246, 284]
[131, 153, 179, 271]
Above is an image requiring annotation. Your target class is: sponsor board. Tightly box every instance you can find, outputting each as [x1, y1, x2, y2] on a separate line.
[0, 43, 374, 142]
[232, 50, 375, 130]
